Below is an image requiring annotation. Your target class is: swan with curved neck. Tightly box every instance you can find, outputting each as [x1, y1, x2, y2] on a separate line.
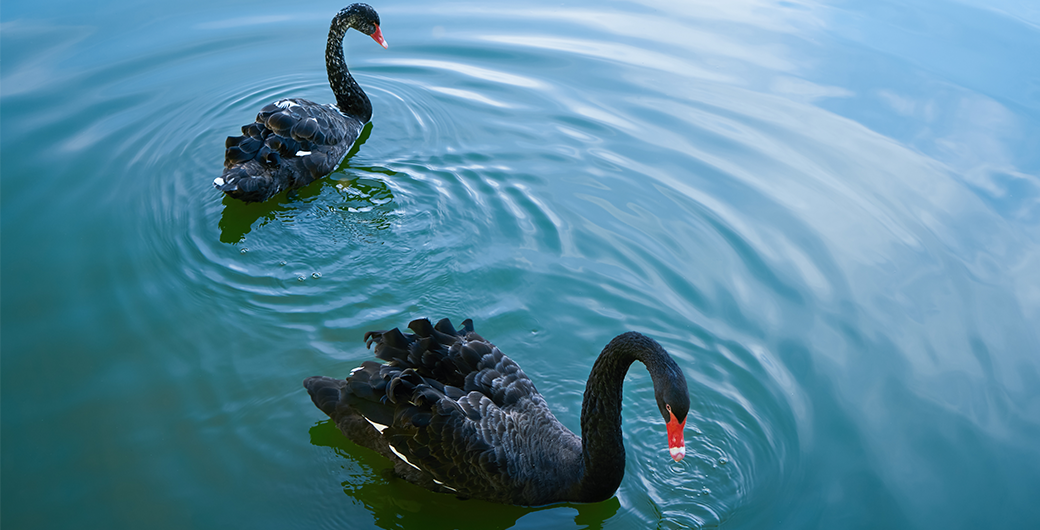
[304, 318, 691, 506]
[215, 4, 386, 203]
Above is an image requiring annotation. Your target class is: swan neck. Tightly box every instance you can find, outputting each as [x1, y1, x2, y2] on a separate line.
[326, 24, 372, 122]
[577, 332, 668, 501]
[574, 330, 678, 500]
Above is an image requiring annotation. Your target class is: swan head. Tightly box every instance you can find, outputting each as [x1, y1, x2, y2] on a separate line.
[335, 3, 388, 49]
[655, 359, 690, 462]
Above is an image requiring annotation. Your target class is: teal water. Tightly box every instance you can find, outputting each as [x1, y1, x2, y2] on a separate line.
[3, 0, 1039, 528]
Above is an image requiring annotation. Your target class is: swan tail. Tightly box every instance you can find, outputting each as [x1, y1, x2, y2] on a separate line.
[216, 99, 357, 203]
[303, 376, 349, 418]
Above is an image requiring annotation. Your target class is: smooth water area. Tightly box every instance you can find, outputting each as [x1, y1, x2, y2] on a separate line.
[3, 0, 1039, 528]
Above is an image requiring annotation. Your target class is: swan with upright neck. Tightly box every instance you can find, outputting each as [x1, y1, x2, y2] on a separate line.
[214, 4, 386, 203]
[304, 318, 691, 506]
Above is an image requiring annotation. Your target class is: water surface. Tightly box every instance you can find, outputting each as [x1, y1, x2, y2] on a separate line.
[3, 0, 1039, 528]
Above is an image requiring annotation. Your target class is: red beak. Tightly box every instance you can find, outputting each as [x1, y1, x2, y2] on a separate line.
[666, 410, 686, 462]
[371, 24, 388, 49]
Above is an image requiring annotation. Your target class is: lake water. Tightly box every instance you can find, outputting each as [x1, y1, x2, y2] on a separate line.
[2, 0, 1039, 528]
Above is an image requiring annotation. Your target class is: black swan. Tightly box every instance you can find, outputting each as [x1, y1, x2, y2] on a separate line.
[304, 318, 691, 506]
[214, 4, 387, 203]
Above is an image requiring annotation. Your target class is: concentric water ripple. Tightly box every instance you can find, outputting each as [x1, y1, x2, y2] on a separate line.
[157, 7, 825, 525]
[2, 4, 877, 526]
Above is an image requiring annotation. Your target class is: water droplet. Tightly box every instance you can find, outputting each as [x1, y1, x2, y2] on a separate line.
[701, 487, 711, 496]
[311, 272, 322, 279]
[278, 261, 287, 267]
[297, 275, 306, 282]
[240, 248, 248, 254]
[718, 457, 728, 465]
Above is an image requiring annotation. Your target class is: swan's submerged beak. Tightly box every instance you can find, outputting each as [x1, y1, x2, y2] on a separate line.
[666, 411, 686, 462]
[371, 25, 388, 49]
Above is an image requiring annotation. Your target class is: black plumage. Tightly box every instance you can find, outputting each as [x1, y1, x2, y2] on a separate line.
[304, 318, 691, 506]
[214, 4, 388, 203]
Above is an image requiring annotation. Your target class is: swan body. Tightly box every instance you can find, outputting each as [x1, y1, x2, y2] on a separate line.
[215, 4, 387, 203]
[304, 318, 691, 506]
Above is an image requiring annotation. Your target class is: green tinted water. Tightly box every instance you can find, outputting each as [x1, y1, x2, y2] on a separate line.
[3, 1, 1039, 529]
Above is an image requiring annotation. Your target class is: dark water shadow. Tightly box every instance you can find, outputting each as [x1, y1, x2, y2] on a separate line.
[308, 421, 621, 530]
[217, 123, 397, 243]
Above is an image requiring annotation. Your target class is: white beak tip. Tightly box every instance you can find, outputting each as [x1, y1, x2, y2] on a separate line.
[669, 446, 686, 461]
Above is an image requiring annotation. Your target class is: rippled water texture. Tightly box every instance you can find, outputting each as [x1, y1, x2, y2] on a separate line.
[3, 0, 1039, 529]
